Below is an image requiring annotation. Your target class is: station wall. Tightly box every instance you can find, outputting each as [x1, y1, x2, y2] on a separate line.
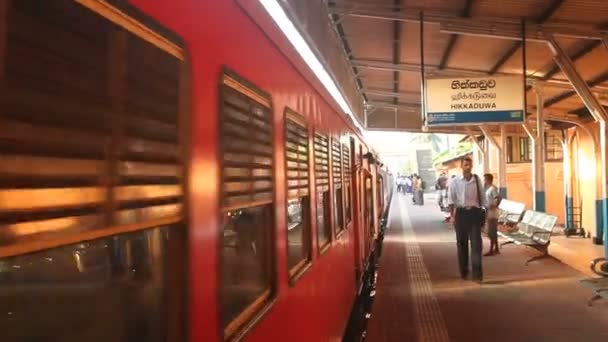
[437, 146, 566, 224]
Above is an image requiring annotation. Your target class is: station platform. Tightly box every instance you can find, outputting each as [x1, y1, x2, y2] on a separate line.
[366, 193, 608, 342]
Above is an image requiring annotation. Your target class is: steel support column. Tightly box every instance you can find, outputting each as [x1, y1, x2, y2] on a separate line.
[563, 131, 573, 229]
[546, 34, 608, 249]
[500, 125, 508, 198]
[601, 121, 608, 249]
[535, 83, 546, 212]
[485, 136, 491, 173]
[522, 123, 540, 209]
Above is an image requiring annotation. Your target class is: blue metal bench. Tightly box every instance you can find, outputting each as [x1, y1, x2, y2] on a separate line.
[498, 210, 558, 265]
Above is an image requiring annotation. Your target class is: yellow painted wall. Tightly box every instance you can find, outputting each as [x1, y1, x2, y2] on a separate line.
[435, 144, 565, 224]
[505, 163, 533, 209]
[438, 124, 603, 232]
[544, 162, 565, 223]
[573, 124, 599, 238]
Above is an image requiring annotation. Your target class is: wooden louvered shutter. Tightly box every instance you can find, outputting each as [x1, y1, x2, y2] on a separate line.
[342, 142, 352, 223]
[116, 30, 184, 226]
[0, 0, 185, 253]
[285, 109, 309, 199]
[220, 73, 273, 211]
[332, 138, 342, 189]
[314, 133, 330, 192]
[342, 143, 351, 186]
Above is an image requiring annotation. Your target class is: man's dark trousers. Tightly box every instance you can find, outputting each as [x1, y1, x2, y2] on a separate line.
[455, 208, 483, 280]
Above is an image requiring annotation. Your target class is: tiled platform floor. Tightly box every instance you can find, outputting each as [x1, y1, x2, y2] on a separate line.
[366, 193, 608, 342]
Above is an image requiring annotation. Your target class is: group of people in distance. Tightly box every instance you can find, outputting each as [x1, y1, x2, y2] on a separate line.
[395, 174, 425, 205]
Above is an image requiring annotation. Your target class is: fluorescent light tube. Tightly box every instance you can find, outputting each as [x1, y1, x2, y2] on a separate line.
[259, 0, 365, 132]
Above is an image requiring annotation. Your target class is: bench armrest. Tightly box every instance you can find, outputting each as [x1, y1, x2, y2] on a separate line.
[502, 214, 522, 224]
[531, 230, 552, 242]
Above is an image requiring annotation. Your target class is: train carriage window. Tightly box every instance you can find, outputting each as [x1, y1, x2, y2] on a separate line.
[284, 109, 311, 277]
[219, 72, 275, 338]
[342, 143, 352, 224]
[0, 0, 188, 341]
[332, 138, 344, 234]
[314, 133, 332, 251]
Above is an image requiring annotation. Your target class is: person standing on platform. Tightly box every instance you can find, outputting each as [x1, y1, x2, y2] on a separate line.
[447, 157, 487, 283]
[405, 176, 412, 195]
[411, 175, 418, 204]
[416, 176, 425, 205]
[483, 173, 500, 256]
[436, 173, 448, 211]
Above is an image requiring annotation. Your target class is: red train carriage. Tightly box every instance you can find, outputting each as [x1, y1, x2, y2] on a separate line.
[0, 0, 391, 341]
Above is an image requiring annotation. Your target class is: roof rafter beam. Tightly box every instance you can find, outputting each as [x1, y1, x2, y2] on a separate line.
[367, 100, 420, 112]
[352, 59, 608, 94]
[544, 70, 608, 109]
[542, 41, 601, 80]
[391, 0, 402, 106]
[351, 58, 493, 75]
[328, 7, 608, 42]
[488, 42, 521, 74]
[362, 87, 419, 98]
[438, 0, 473, 70]
[544, 34, 608, 122]
[489, 0, 564, 74]
[327, 2, 368, 104]
[539, 22, 608, 81]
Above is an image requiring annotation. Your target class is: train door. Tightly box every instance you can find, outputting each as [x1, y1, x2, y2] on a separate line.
[363, 172, 374, 262]
[377, 176, 384, 223]
[350, 138, 362, 282]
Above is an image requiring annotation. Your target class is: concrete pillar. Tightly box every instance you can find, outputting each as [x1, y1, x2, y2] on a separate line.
[483, 137, 490, 174]
[534, 83, 546, 212]
[499, 125, 508, 199]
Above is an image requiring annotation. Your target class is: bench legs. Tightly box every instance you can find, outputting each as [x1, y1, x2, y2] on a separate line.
[525, 253, 549, 265]
[587, 293, 603, 307]
[500, 240, 514, 247]
[525, 247, 549, 265]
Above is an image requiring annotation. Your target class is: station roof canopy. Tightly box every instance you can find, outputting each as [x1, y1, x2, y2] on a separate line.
[323, 0, 608, 132]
